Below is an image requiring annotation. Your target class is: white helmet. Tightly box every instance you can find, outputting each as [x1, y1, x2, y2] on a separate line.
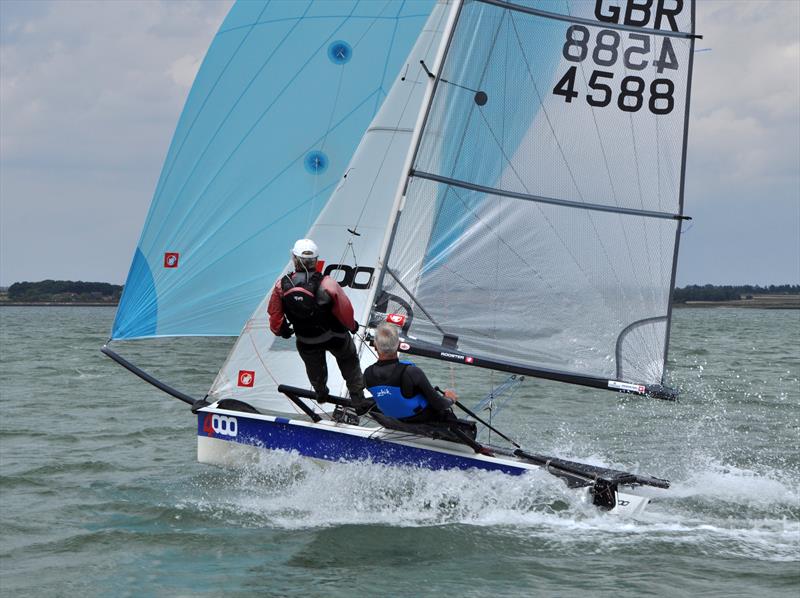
[291, 238, 319, 259]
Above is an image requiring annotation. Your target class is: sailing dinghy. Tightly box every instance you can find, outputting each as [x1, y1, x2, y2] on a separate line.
[105, 0, 698, 516]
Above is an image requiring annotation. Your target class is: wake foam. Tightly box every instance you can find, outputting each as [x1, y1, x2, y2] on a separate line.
[183, 448, 799, 561]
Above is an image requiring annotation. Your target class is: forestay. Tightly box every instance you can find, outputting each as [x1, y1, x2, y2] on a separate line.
[207, 2, 453, 413]
[372, 0, 696, 388]
[111, 0, 435, 340]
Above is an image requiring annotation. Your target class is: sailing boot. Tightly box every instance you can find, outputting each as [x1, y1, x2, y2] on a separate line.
[348, 391, 374, 416]
[332, 405, 360, 425]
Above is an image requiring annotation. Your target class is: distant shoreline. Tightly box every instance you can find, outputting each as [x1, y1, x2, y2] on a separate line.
[2, 301, 798, 310]
[0, 302, 118, 307]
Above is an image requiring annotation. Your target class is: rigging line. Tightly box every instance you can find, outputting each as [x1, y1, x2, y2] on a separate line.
[447, 185, 554, 289]
[148, 1, 315, 244]
[386, 269, 448, 337]
[246, 331, 280, 386]
[564, 0, 647, 310]
[246, 330, 333, 420]
[476, 0, 700, 40]
[507, 13, 626, 291]
[349, 3, 451, 232]
[387, 263, 498, 341]
[151, 1, 274, 209]
[354, 330, 378, 360]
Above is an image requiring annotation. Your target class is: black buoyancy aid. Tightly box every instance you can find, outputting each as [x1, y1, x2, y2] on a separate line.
[280, 271, 346, 338]
[366, 360, 428, 420]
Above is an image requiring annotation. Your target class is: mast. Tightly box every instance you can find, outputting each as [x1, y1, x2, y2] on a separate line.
[662, 0, 698, 384]
[360, 0, 464, 334]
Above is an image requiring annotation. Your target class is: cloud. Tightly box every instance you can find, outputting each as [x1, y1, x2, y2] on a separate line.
[689, 0, 800, 190]
[168, 54, 203, 89]
[0, 0, 231, 285]
[0, 0, 797, 286]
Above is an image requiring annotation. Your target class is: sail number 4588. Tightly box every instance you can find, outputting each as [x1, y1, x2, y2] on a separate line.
[553, 25, 679, 115]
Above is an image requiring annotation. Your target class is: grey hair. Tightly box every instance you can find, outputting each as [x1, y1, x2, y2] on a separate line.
[374, 322, 400, 355]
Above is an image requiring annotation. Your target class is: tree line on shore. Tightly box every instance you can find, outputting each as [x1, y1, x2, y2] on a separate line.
[672, 284, 799, 303]
[4, 280, 122, 303]
[1, 280, 798, 304]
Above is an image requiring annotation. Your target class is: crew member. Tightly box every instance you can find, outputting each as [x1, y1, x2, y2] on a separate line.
[364, 322, 458, 424]
[268, 239, 365, 408]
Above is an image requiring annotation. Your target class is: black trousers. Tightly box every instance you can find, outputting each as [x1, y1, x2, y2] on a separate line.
[296, 334, 365, 401]
[402, 407, 458, 424]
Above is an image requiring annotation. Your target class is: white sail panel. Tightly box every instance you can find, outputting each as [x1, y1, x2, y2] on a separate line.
[376, 0, 695, 386]
[383, 178, 677, 381]
[207, 2, 452, 414]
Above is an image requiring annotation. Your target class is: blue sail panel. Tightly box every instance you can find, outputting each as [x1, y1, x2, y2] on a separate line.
[112, 0, 435, 340]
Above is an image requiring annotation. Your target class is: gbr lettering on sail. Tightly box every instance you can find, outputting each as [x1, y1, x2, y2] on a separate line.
[552, 0, 688, 116]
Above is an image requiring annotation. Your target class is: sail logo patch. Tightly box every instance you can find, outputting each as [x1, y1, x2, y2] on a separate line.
[387, 313, 406, 326]
[608, 380, 645, 394]
[237, 370, 255, 387]
[164, 252, 180, 268]
[399, 342, 410, 351]
[203, 414, 238, 437]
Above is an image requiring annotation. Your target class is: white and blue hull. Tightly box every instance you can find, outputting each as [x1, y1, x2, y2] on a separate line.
[196, 405, 655, 517]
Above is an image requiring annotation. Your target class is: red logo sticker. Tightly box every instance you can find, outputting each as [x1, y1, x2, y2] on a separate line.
[387, 313, 406, 326]
[399, 342, 410, 351]
[237, 370, 255, 387]
[315, 260, 325, 273]
[203, 413, 214, 436]
[465, 356, 474, 364]
[164, 252, 180, 268]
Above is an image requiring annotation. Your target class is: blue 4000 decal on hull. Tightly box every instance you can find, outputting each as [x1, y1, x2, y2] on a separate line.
[198, 413, 525, 475]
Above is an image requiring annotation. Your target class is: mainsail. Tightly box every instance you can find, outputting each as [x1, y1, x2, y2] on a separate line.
[207, 1, 454, 413]
[370, 0, 696, 393]
[111, 0, 436, 340]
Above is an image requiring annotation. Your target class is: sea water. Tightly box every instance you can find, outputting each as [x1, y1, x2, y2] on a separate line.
[0, 306, 797, 597]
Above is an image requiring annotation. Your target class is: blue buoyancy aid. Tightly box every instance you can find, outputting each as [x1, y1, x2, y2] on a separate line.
[366, 361, 428, 420]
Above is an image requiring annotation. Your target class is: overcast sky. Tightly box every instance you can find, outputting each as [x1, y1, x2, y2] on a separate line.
[1, 0, 798, 287]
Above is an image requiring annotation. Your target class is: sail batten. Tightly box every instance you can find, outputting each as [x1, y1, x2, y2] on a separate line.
[475, 0, 697, 39]
[410, 170, 685, 219]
